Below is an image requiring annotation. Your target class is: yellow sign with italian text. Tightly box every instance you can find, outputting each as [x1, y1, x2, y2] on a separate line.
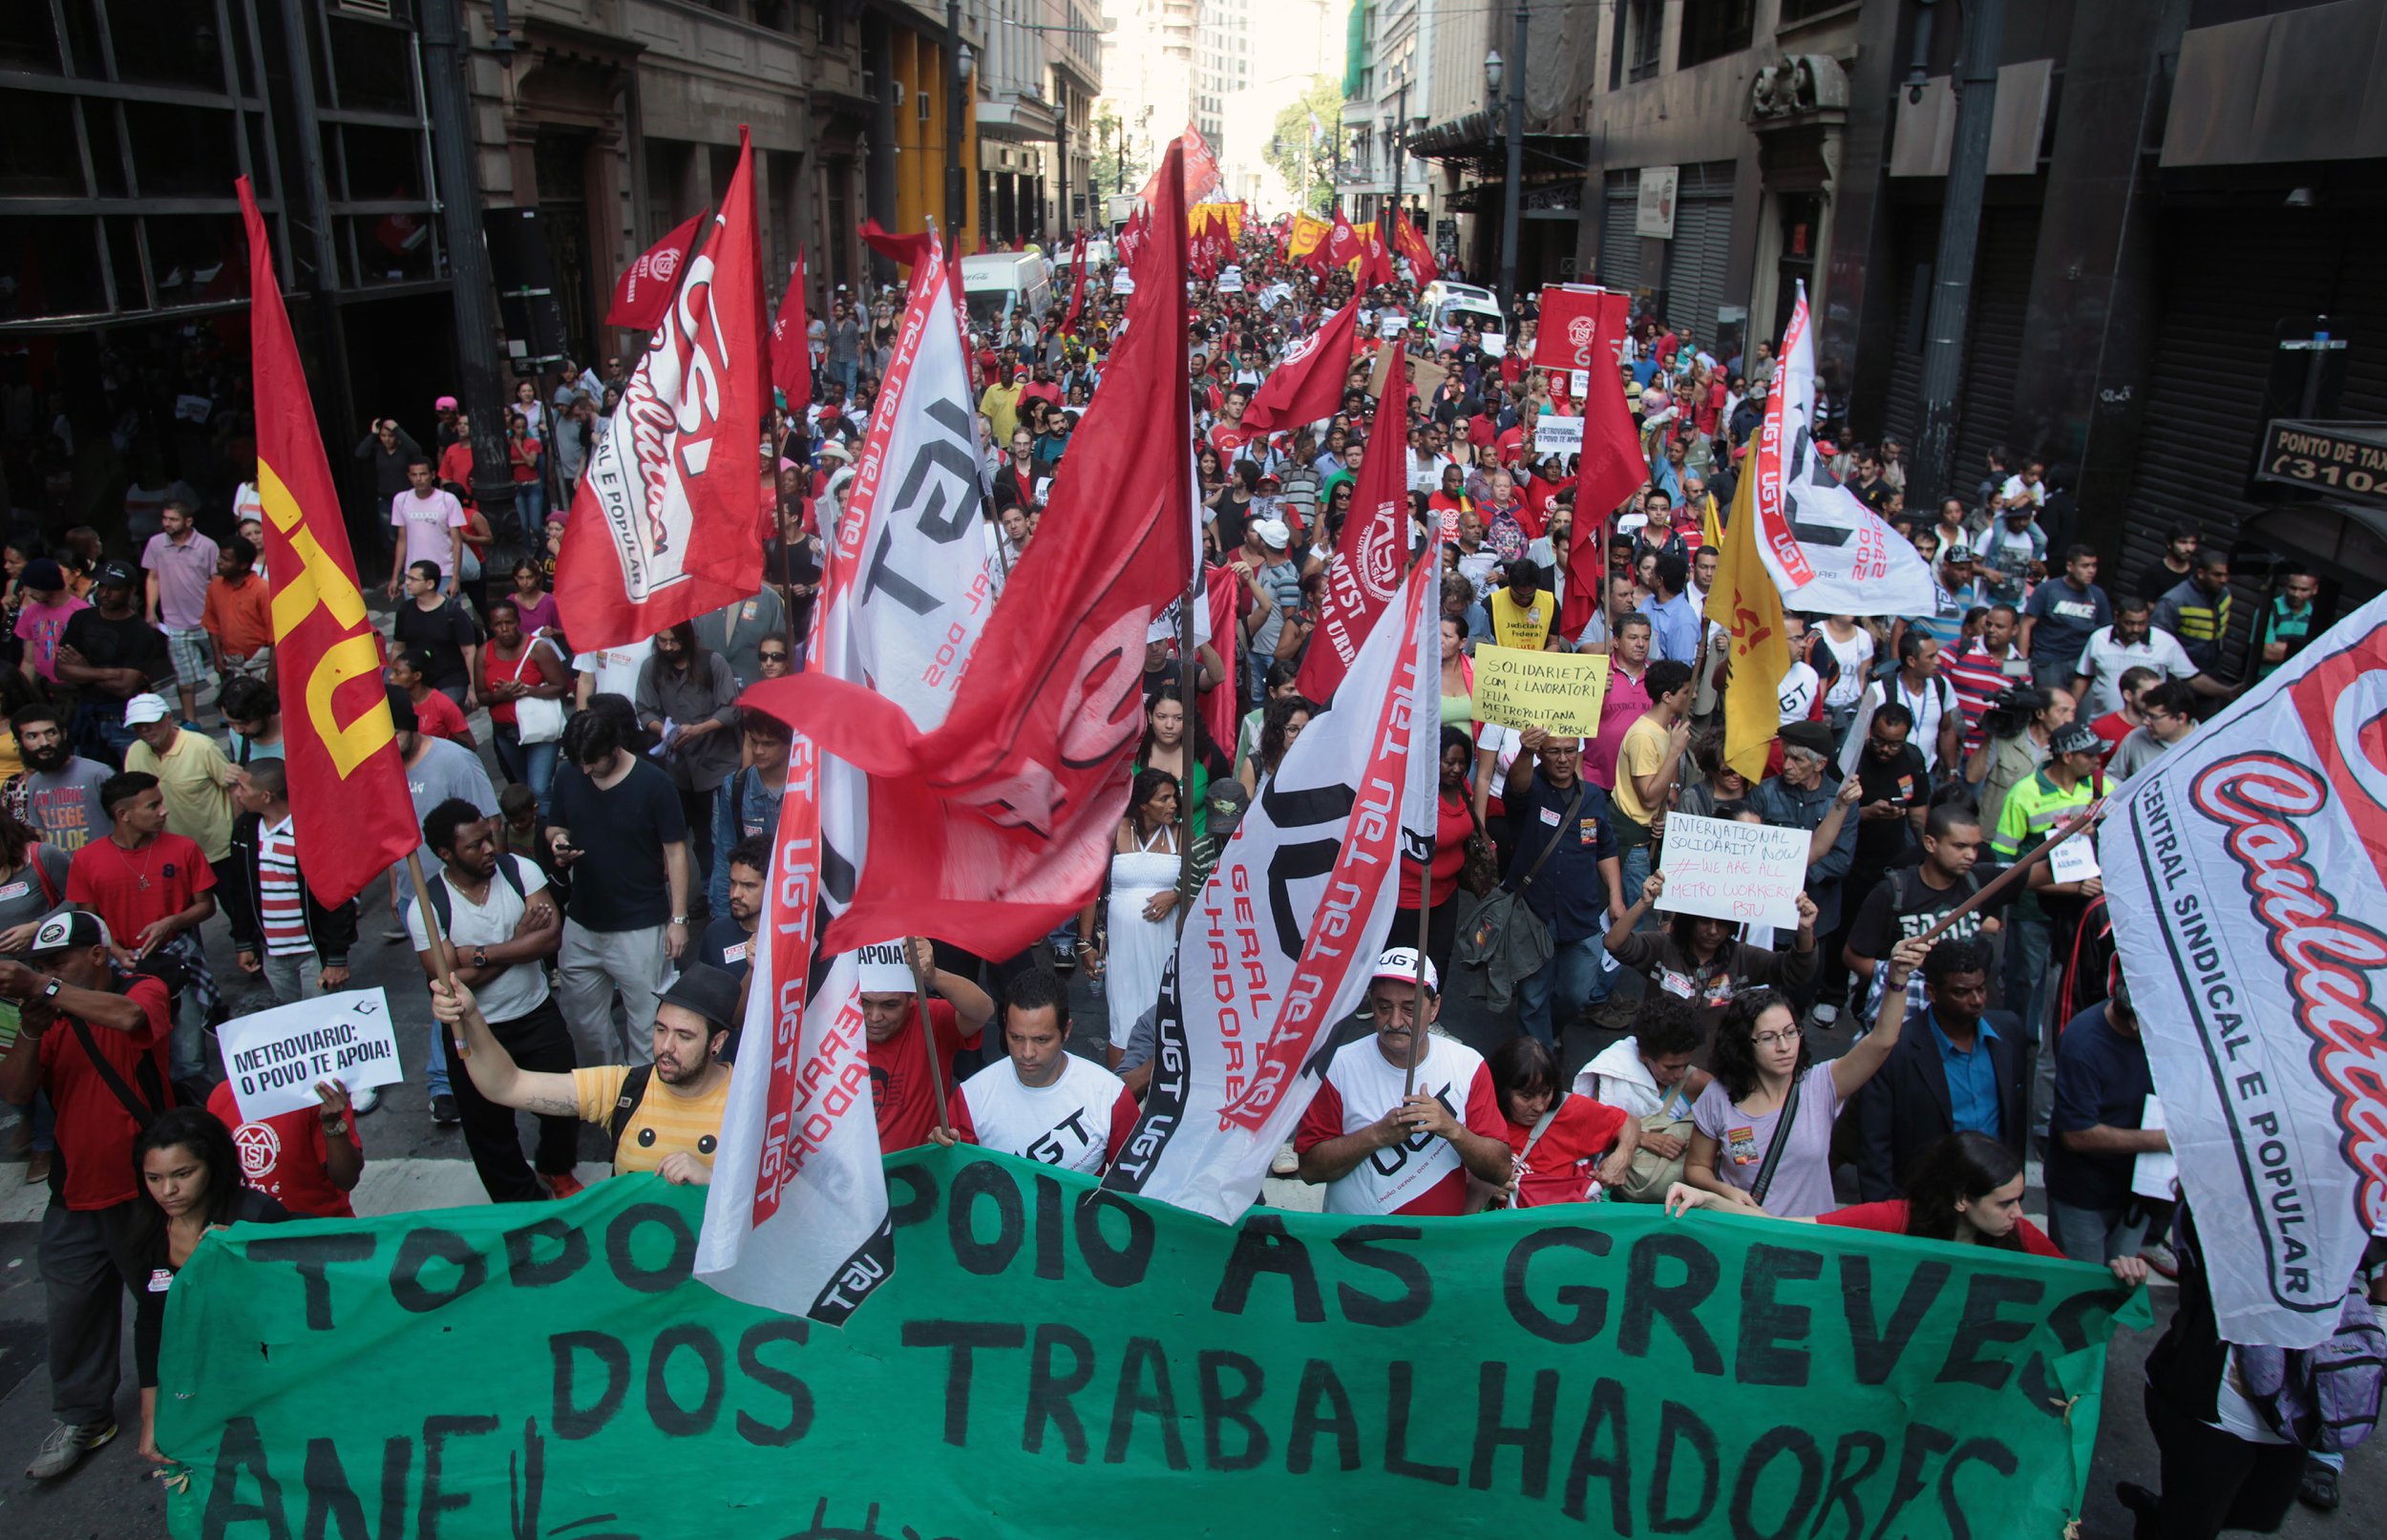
[1470, 644, 1612, 737]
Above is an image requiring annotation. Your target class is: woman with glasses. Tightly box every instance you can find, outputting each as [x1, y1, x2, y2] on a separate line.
[1682, 936, 1928, 1218]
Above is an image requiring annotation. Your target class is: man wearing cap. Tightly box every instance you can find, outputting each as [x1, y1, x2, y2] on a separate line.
[1994, 719, 2103, 1044]
[408, 797, 573, 1200]
[1294, 949, 1510, 1215]
[66, 773, 217, 1080]
[0, 911, 175, 1480]
[429, 963, 738, 1185]
[54, 560, 172, 766]
[13, 558, 89, 685]
[934, 968, 1135, 1174]
[122, 693, 237, 893]
[140, 499, 220, 725]
[1747, 723, 1863, 1019]
[1238, 517, 1302, 704]
[857, 937, 996, 1153]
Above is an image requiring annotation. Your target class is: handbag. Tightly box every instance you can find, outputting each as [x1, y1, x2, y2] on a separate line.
[1458, 779, 1587, 1014]
[1458, 802, 1500, 898]
[512, 639, 566, 745]
[1613, 1083, 1697, 1204]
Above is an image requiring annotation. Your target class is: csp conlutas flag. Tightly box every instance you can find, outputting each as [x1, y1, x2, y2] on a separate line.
[2102, 592, 2387, 1348]
[1105, 555, 1439, 1223]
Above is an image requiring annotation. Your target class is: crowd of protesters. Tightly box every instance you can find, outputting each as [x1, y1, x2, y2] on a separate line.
[0, 218, 2375, 1534]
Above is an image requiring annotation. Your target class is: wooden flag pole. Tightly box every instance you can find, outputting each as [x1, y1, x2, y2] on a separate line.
[1404, 595, 1439, 1100]
[904, 939, 958, 1139]
[403, 849, 465, 1055]
[1914, 797, 2106, 949]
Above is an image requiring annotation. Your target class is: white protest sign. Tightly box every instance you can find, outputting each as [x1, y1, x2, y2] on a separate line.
[1112, 272, 1135, 294]
[2046, 833, 2101, 885]
[1481, 333, 1507, 357]
[1217, 267, 1244, 293]
[1533, 415, 1584, 455]
[855, 940, 918, 993]
[1657, 813, 1808, 932]
[1571, 369, 1590, 397]
[2132, 1095, 2177, 1201]
[1380, 314, 1406, 338]
[218, 989, 403, 1123]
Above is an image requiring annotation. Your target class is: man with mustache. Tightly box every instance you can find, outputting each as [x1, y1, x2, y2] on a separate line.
[4, 705, 115, 854]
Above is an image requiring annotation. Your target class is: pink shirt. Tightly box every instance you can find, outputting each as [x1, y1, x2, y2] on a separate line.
[14, 594, 92, 682]
[391, 488, 466, 577]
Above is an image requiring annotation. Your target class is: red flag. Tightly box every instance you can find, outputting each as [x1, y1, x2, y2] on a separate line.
[556, 127, 767, 647]
[1296, 343, 1410, 699]
[1241, 299, 1359, 431]
[1359, 225, 1395, 289]
[237, 179, 419, 907]
[1561, 289, 1650, 641]
[769, 248, 811, 403]
[1394, 212, 1438, 286]
[1325, 208, 1361, 271]
[1062, 229, 1088, 334]
[860, 218, 936, 272]
[605, 215, 702, 331]
[745, 138, 1196, 959]
[1202, 563, 1239, 750]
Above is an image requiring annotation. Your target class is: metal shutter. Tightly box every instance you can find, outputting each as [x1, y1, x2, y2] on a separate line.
[1952, 205, 2041, 482]
[1661, 161, 1736, 348]
[1599, 171, 1640, 289]
[1878, 210, 1936, 453]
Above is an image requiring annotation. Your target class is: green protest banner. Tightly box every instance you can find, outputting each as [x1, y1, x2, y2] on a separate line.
[161, 1147, 2149, 1540]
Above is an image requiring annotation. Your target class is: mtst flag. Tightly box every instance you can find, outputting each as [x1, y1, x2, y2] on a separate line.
[604, 214, 701, 331]
[1295, 342, 1409, 699]
[237, 178, 418, 907]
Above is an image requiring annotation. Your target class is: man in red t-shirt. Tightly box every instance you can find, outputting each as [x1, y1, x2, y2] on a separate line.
[207, 1079, 364, 1218]
[0, 911, 175, 1480]
[66, 772, 217, 1081]
[860, 938, 996, 1153]
[1208, 387, 1256, 463]
[1295, 949, 1510, 1215]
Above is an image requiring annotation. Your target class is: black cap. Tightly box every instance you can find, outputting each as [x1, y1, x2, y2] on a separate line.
[1779, 721, 1834, 758]
[658, 964, 742, 1035]
[92, 559, 137, 589]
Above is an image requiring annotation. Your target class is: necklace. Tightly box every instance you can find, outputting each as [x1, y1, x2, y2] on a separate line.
[115, 836, 158, 892]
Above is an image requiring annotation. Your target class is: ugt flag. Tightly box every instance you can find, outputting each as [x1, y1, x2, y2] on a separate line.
[1748, 283, 1933, 617]
[1106, 553, 1439, 1223]
[2102, 594, 2387, 1348]
[556, 128, 769, 649]
[238, 178, 419, 906]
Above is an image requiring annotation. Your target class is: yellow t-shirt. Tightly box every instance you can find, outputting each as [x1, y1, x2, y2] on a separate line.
[1489, 587, 1556, 652]
[1613, 715, 1668, 832]
[574, 1064, 732, 1173]
[124, 728, 235, 862]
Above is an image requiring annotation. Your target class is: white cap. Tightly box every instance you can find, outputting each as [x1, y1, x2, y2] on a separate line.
[1373, 946, 1439, 995]
[1251, 517, 1291, 549]
[123, 693, 172, 726]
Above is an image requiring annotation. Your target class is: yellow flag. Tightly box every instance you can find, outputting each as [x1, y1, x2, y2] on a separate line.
[1705, 464, 1790, 782]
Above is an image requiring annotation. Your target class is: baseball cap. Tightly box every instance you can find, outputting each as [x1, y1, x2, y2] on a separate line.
[31, 910, 113, 956]
[1251, 517, 1291, 550]
[657, 964, 742, 1036]
[122, 693, 172, 726]
[1942, 547, 1975, 563]
[92, 559, 137, 590]
[1373, 946, 1440, 995]
[434, 394, 459, 411]
[19, 558, 63, 594]
[1203, 780, 1252, 843]
[2051, 722, 2103, 757]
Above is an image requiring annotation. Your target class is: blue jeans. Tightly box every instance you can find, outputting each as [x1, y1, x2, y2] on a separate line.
[2002, 909, 2054, 1046]
[426, 1010, 452, 1099]
[1619, 842, 1654, 911]
[494, 724, 559, 816]
[835, 359, 859, 396]
[2048, 1199, 2150, 1265]
[1516, 933, 1610, 1047]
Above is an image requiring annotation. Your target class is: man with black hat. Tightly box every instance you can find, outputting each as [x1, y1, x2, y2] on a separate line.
[53, 560, 172, 767]
[0, 911, 175, 1481]
[428, 962, 739, 1185]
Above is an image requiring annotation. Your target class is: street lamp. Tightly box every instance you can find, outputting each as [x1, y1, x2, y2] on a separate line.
[1484, 50, 1503, 100]
[945, 7, 973, 241]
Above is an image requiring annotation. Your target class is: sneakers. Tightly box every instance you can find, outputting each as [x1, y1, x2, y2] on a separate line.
[2298, 1457, 2339, 1512]
[1268, 1141, 1300, 1178]
[430, 1093, 460, 1126]
[1808, 1002, 1842, 1029]
[27, 1418, 116, 1480]
[24, 1150, 52, 1186]
[1591, 995, 1639, 1032]
[349, 1084, 381, 1116]
[1049, 933, 1079, 971]
[2140, 1240, 2179, 1279]
[545, 1171, 587, 1201]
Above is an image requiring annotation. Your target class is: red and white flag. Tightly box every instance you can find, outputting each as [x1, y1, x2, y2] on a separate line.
[696, 228, 998, 1325]
[1240, 299, 1358, 432]
[741, 140, 1196, 964]
[556, 129, 768, 649]
[2102, 595, 2387, 1349]
[1105, 553, 1440, 1222]
[1295, 342, 1409, 699]
[604, 214, 701, 331]
[1558, 287, 1648, 642]
[769, 249, 811, 403]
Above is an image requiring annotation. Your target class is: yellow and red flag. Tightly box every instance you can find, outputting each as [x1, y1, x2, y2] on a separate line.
[1705, 457, 1791, 783]
[238, 177, 421, 906]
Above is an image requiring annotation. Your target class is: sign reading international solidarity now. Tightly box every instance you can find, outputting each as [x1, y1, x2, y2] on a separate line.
[1472, 644, 1611, 736]
[162, 1148, 2144, 1540]
[1658, 813, 1812, 933]
[215, 989, 403, 1124]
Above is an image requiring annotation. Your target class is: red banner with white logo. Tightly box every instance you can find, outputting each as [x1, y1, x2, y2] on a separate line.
[1240, 299, 1358, 432]
[1296, 342, 1408, 699]
[604, 215, 702, 331]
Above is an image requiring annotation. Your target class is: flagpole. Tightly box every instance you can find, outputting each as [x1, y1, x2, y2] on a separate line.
[1404, 575, 1438, 1099]
[403, 850, 467, 1068]
[904, 940, 957, 1138]
[1177, 569, 1201, 920]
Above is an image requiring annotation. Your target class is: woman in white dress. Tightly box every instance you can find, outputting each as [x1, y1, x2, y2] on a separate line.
[1082, 769, 1182, 1066]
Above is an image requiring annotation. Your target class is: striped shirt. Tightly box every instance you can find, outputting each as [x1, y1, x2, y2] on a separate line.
[1942, 640, 2022, 751]
[257, 816, 311, 958]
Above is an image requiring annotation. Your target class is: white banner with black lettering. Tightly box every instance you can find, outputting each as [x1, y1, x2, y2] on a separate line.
[2102, 592, 2387, 1348]
[1105, 556, 1439, 1222]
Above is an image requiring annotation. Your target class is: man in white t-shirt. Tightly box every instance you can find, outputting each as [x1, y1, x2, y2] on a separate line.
[938, 970, 1135, 1175]
[407, 796, 579, 1203]
[575, 637, 654, 708]
[2071, 596, 2201, 718]
[387, 457, 465, 600]
[1294, 949, 1510, 1216]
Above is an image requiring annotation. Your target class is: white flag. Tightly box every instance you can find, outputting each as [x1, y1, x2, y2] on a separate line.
[1747, 283, 1935, 617]
[1104, 555, 1439, 1222]
[2102, 594, 2387, 1348]
[697, 246, 996, 1323]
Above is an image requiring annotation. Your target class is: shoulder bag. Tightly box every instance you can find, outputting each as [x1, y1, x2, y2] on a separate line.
[1458, 778, 1587, 1014]
[512, 639, 567, 745]
[1746, 1069, 1806, 1209]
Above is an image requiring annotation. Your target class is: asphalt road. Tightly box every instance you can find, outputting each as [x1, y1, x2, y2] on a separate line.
[0, 743, 2373, 1537]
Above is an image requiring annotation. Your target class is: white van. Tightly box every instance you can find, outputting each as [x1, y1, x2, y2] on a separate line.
[961, 252, 1051, 334]
[1422, 280, 1508, 356]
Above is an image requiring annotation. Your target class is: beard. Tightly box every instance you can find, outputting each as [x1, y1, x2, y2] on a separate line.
[21, 738, 68, 772]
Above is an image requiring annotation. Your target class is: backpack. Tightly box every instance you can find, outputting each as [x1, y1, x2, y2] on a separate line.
[605, 1065, 655, 1165]
[2239, 1288, 2386, 1453]
[426, 852, 529, 937]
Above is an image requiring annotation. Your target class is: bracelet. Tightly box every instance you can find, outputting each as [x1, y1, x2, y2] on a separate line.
[321, 1117, 350, 1137]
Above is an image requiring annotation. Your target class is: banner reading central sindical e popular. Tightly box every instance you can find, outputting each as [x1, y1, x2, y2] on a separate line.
[162, 1148, 2143, 1540]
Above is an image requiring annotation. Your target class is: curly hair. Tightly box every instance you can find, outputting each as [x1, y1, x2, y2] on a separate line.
[1709, 987, 1806, 1104]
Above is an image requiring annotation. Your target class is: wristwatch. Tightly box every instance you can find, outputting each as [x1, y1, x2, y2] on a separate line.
[41, 975, 62, 1000]
[472, 946, 489, 969]
[670, 915, 688, 926]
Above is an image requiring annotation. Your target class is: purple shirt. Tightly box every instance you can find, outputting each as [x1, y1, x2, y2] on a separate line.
[1691, 1065, 1845, 1218]
[141, 531, 220, 630]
